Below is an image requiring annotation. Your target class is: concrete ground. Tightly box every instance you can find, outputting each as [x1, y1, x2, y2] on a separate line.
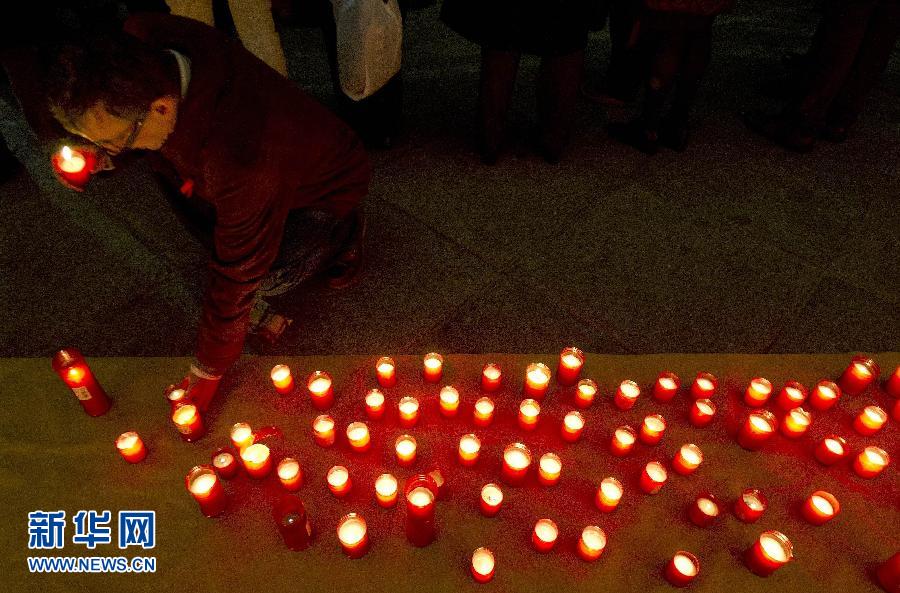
[1, 0, 898, 360]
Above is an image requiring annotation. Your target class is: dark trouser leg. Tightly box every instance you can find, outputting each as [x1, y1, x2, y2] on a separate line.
[478, 47, 521, 161]
[668, 20, 713, 125]
[537, 48, 585, 161]
[642, 27, 687, 133]
[607, 0, 645, 100]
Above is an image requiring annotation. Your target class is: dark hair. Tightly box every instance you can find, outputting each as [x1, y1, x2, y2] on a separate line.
[46, 32, 179, 128]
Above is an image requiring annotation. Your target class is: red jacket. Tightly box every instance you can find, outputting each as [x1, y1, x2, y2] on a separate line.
[125, 14, 370, 376]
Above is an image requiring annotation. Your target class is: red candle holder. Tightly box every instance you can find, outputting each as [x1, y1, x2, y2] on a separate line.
[524, 362, 551, 399]
[398, 396, 420, 427]
[473, 396, 495, 427]
[776, 381, 807, 411]
[274, 495, 312, 551]
[838, 356, 879, 395]
[375, 356, 396, 388]
[780, 407, 812, 439]
[501, 443, 532, 485]
[673, 443, 703, 475]
[639, 461, 667, 494]
[653, 371, 680, 402]
[52, 348, 110, 417]
[893, 399, 900, 423]
[639, 414, 666, 445]
[886, 366, 900, 398]
[574, 378, 598, 408]
[166, 387, 188, 411]
[801, 490, 839, 525]
[814, 435, 848, 465]
[876, 552, 900, 593]
[405, 474, 438, 547]
[212, 448, 239, 479]
[737, 410, 777, 450]
[471, 547, 495, 583]
[186, 465, 226, 517]
[595, 477, 623, 512]
[337, 513, 369, 558]
[423, 352, 443, 383]
[853, 404, 887, 436]
[744, 377, 773, 407]
[277, 457, 302, 491]
[365, 389, 385, 420]
[312, 415, 336, 447]
[172, 404, 205, 442]
[481, 363, 502, 392]
[614, 380, 640, 410]
[666, 551, 700, 587]
[538, 453, 562, 486]
[270, 364, 294, 394]
[809, 380, 841, 411]
[327, 465, 352, 497]
[458, 433, 481, 466]
[734, 488, 767, 523]
[375, 473, 399, 508]
[853, 446, 889, 479]
[52, 145, 96, 188]
[688, 493, 720, 527]
[689, 399, 716, 428]
[230, 422, 254, 451]
[395, 434, 417, 467]
[518, 398, 541, 430]
[557, 346, 585, 386]
[346, 421, 371, 453]
[479, 483, 503, 517]
[307, 371, 334, 410]
[690, 372, 717, 400]
[577, 526, 607, 561]
[439, 386, 460, 417]
[610, 425, 636, 457]
[428, 468, 447, 499]
[532, 519, 558, 552]
[240, 443, 272, 479]
[745, 531, 793, 576]
[561, 411, 585, 442]
[115, 431, 147, 463]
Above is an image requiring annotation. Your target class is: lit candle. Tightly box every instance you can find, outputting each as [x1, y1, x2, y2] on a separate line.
[557, 346, 585, 386]
[166, 387, 188, 410]
[610, 425, 637, 457]
[672, 443, 703, 475]
[375, 473, 399, 508]
[894, 399, 900, 422]
[538, 453, 562, 486]
[212, 448, 239, 479]
[574, 378, 598, 408]
[886, 365, 900, 398]
[801, 491, 839, 525]
[479, 483, 503, 517]
[744, 377, 773, 407]
[327, 465, 352, 497]
[423, 352, 443, 383]
[518, 398, 541, 430]
[398, 396, 420, 427]
[230, 422, 254, 451]
[780, 407, 812, 438]
[52, 145, 94, 188]
[639, 414, 666, 445]
[471, 547, 495, 583]
[337, 513, 369, 558]
[734, 488, 767, 523]
[277, 457, 302, 491]
[481, 363, 502, 392]
[653, 371, 680, 402]
[307, 371, 334, 410]
[532, 518, 558, 553]
[439, 385, 460, 417]
[346, 421, 371, 453]
[577, 526, 607, 562]
[365, 388, 386, 420]
[524, 362, 552, 399]
[809, 380, 841, 411]
[395, 434, 417, 467]
[666, 551, 700, 587]
[689, 494, 720, 527]
[639, 461, 667, 494]
[561, 410, 585, 442]
[312, 414, 336, 447]
[853, 405, 887, 436]
[52, 348, 110, 417]
[689, 399, 717, 428]
[776, 381, 807, 411]
[853, 446, 889, 479]
[745, 531, 793, 576]
[405, 474, 438, 547]
[270, 364, 294, 394]
[838, 356, 879, 395]
[115, 431, 147, 463]
[737, 410, 777, 450]
[501, 443, 532, 485]
[458, 433, 481, 466]
[186, 465, 226, 517]
[375, 356, 396, 388]
[690, 372, 717, 399]
[240, 443, 272, 479]
[274, 496, 313, 551]
[473, 397, 495, 427]
[595, 477, 623, 512]
[814, 435, 848, 465]
[171, 403, 205, 442]
[614, 380, 640, 410]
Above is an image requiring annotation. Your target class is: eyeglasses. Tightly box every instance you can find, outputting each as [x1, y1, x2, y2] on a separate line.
[90, 109, 147, 154]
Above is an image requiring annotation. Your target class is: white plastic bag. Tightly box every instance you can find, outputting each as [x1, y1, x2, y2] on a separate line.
[332, 0, 403, 101]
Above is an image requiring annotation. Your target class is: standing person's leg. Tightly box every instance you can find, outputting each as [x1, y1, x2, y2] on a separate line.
[661, 18, 713, 150]
[228, 0, 289, 76]
[536, 48, 585, 162]
[607, 0, 645, 102]
[166, 0, 214, 25]
[478, 47, 521, 164]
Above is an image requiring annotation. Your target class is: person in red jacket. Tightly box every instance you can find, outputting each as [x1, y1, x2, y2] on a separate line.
[46, 14, 370, 412]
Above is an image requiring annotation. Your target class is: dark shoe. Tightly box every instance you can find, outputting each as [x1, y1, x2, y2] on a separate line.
[326, 211, 367, 289]
[608, 120, 659, 155]
[744, 111, 815, 153]
[659, 117, 689, 152]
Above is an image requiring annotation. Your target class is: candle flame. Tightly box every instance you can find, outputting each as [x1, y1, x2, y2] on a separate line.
[472, 548, 495, 575]
[581, 526, 606, 551]
[375, 474, 398, 497]
[327, 466, 349, 486]
[475, 397, 494, 415]
[399, 397, 419, 415]
[824, 438, 844, 454]
[277, 459, 300, 480]
[116, 432, 139, 450]
[680, 444, 702, 465]
[561, 353, 582, 369]
[697, 497, 718, 516]
[189, 471, 217, 495]
[66, 366, 86, 383]
[61, 145, 73, 160]
[504, 444, 531, 469]
[520, 400, 540, 417]
[578, 380, 597, 397]
[619, 380, 640, 398]
[659, 376, 677, 390]
[241, 443, 270, 464]
[213, 452, 234, 468]
[810, 494, 834, 515]
[395, 436, 416, 456]
[481, 484, 503, 505]
[483, 364, 501, 380]
[673, 553, 698, 576]
[407, 486, 434, 507]
[696, 377, 714, 391]
[314, 415, 334, 432]
[564, 411, 584, 430]
[760, 533, 791, 562]
[338, 515, 366, 546]
[644, 415, 666, 432]
[270, 364, 290, 382]
[534, 519, 558, 542]
[600, 478, 623, 500]
[539, 453, 562, 474]
[309, 376, 331, 394]
[172, 404, 198, 425]
[365, 389, 384, 407]
[440, 386, 459, 404]
[424, 354, 442, 369]
[645, 462, 667, 482]
[460, 434, 481, 454]
[615, 427, 636, 445]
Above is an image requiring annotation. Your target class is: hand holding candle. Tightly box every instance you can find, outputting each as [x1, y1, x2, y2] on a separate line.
[51, 145, 97, 189]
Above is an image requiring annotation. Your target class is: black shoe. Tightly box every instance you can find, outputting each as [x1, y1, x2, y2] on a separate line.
[326, 210, 367, 290]
[744, 111, 815, 153]
[608, 120, 659, 155]
[659, 117, 689, 152]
